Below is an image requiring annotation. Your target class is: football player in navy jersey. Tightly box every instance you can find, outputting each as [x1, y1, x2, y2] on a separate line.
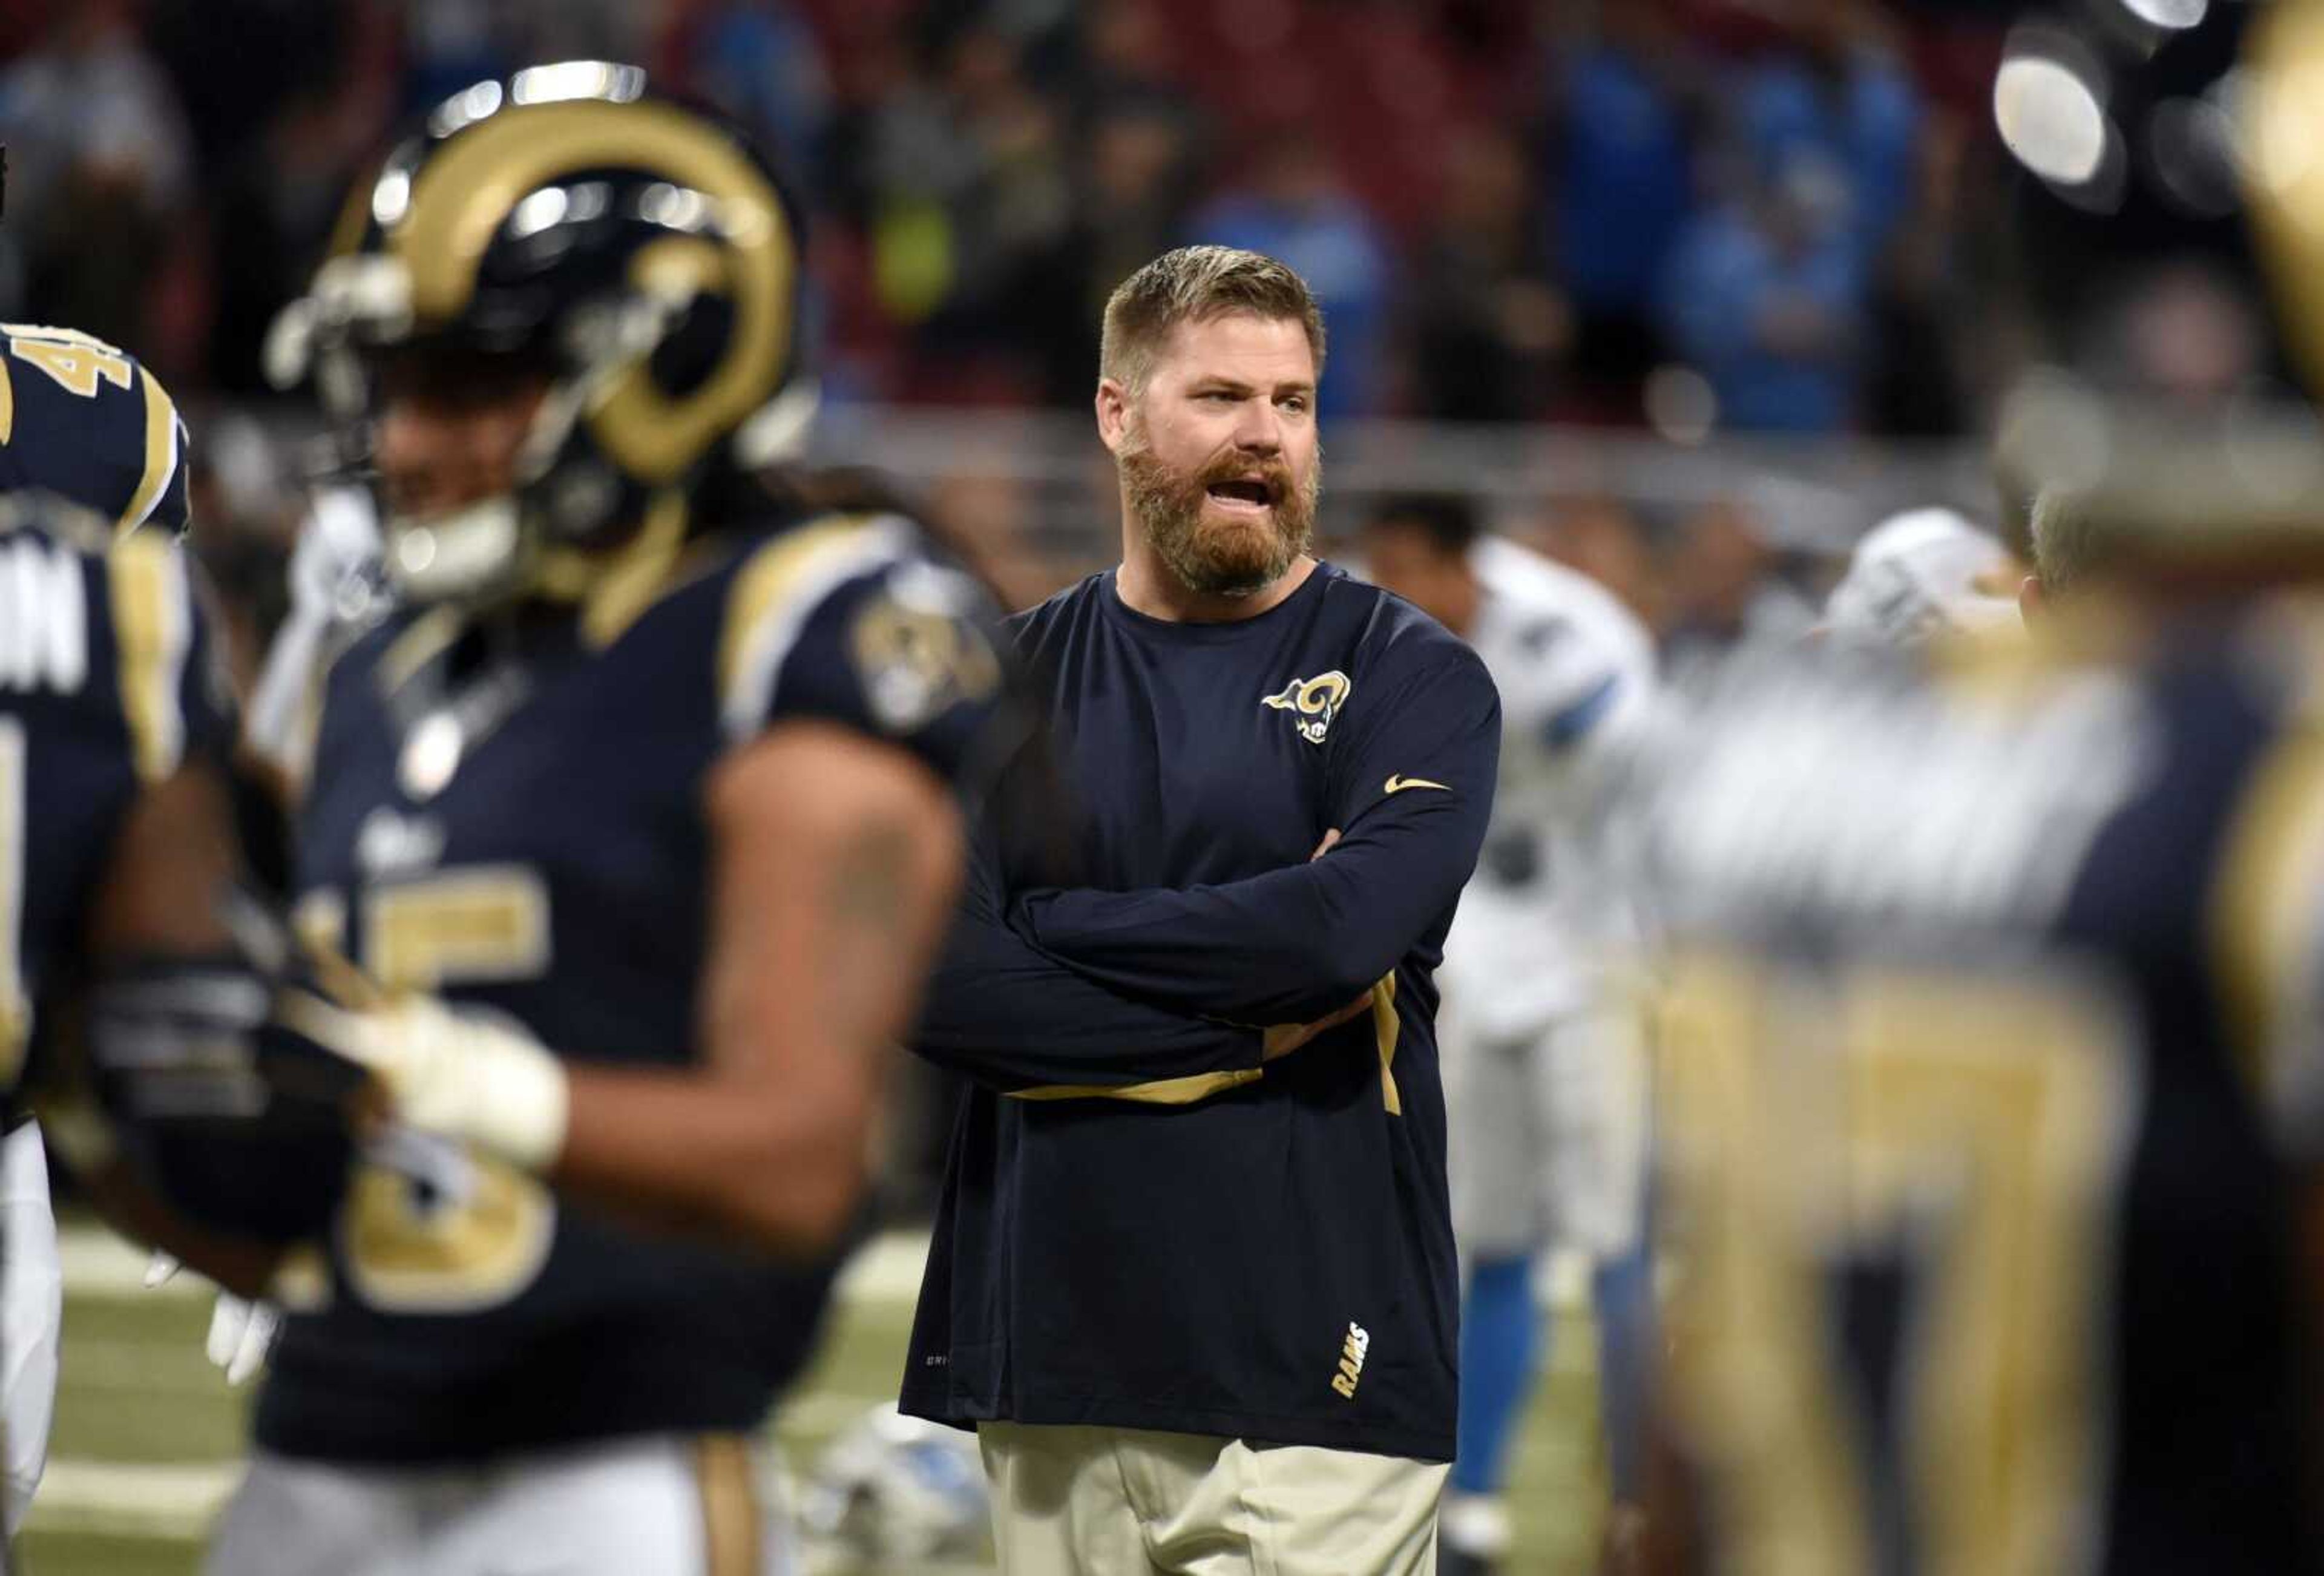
[1632, 7, 2324, 1575]
[145, 66, 1026, 1575]
[0, 300, 214, 1538]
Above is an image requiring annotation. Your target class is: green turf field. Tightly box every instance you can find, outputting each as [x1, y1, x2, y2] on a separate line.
[19, 1223, 1609, 1575]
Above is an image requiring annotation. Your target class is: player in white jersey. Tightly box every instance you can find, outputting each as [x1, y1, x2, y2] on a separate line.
[1362, 497, 1656, 1575]
[243, 484, 383, 786]
[1820, 507, 2023, 650]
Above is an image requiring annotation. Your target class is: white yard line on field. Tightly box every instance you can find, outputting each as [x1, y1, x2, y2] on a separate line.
[24, 1459, 238, 1538]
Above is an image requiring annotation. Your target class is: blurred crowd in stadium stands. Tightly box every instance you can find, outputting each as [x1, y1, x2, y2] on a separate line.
[0, 0, 2019, 671]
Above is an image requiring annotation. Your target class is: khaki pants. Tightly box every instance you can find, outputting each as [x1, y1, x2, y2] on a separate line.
[978, 1422, 1447, 1575]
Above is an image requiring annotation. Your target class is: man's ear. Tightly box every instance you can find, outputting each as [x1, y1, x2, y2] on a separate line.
[1095, 378, 1131, 455]
[2018, 573, 2047, 630]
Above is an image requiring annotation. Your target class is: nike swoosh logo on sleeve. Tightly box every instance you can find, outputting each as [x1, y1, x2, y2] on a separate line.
[1384, 775, 1450, 795]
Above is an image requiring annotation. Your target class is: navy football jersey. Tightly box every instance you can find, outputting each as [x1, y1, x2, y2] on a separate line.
[0, 325, 190, 536]
[1630, 624, 2324, 1576]
[258, 509, 1016, 1463]
[0, 509, 229, 1096]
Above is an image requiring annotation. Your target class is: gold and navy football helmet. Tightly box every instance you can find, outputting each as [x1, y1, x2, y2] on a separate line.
[1989, 0, 2324, 568]
[271, 63, 814, 603]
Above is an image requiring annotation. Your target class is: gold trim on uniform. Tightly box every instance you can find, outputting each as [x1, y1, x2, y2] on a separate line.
[693, 1435, 758, 1576]
[718, 516, 917, 740]
[376, 605, 469, 697]
[1006, 1068, 1265, 1106]
[106, 530, 188, 783]
[2208, 721, 2324, 1097]
[530, 489, 692, 648]
[387, 98, 796, 484]
[341, 1152, 557, 1315]
[116, 363, 183, 536]
[1371, 973, 1402, 1116]
[0, 354, 16, 446]
[1655, 950, 2126, 1576]
[363, 865, 553, 992]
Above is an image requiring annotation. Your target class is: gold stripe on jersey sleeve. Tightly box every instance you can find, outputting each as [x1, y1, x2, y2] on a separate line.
[693, 1435, 758, 1576]
[106, 531, 185, 783]
[717, 515, 921, 739]
[0, 354, 16, 445]
[2209, 723, 2324, 1095]
[1005, 1068, 1265, 1105]
[114, 364, 182, 536]
[1371, 973, 1402, 1116]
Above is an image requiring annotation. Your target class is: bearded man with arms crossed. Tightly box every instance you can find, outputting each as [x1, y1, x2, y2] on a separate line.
[905, 246, 1501, 1575]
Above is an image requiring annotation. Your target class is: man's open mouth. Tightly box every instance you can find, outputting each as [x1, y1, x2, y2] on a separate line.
[1206, 478, 1275, 510]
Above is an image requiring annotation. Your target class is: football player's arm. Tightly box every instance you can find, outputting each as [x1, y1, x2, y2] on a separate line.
[1013, 649, 1501, 1023]
[43, 761, 289, 1301]
[545, 721, 962, 1252]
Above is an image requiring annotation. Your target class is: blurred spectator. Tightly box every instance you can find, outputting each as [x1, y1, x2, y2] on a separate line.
[1192, 133, 1393, 419]
[1023, 95, 1199, 402]
[205, 13, 397, 395]
[0, 0, 2012, 431]
[0, 0, 193, 356]
[667, 1, 834, 197]
[1657, 150, 1866, 434]
[399, 0, 517, 113]
[1407, 127, 1569, 423]
[1864, 107, 1970, 436]
[854, 22, 1071, 397]
[1730, 0, 1922, 263]
[1065, 0, 1182, 119]
[1535, 497, 1663, 632]
[1542, 0, 1700, 421]
[1658, 499, 1818, 658]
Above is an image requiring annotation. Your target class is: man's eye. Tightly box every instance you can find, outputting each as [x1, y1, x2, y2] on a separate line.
[1201, 391, 1235, 404]
[1278, 396, 1308, 414]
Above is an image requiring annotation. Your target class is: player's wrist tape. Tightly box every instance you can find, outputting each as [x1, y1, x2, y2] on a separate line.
[283, 993, 570, 1172]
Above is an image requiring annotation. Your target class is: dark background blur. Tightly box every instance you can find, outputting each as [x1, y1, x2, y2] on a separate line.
[0, 0, 2034, 674]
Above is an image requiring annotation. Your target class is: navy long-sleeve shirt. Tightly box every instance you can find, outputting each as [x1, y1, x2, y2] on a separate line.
[903, 561, 1499, 1462]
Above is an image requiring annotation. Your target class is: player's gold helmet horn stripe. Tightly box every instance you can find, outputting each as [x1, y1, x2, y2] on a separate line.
[386, 97, 795, 486]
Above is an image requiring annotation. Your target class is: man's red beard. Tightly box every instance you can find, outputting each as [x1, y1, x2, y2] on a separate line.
[1120, 439, 1320, 599]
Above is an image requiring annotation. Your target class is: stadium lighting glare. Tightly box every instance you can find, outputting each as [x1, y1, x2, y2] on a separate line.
[428, 80, 504, 139]
[508, 186, 571, 240]
[370, 168, 412, 228]
[510, 62, 646, 107]
[2119, 0, 2208, 30]
[1995, 52, 2110, 188]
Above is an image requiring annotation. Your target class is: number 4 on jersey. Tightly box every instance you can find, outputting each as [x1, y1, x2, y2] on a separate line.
[9, 335, 133, 400]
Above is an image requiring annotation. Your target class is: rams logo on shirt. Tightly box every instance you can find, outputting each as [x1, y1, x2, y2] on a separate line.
[1262, 671, 1351, 745]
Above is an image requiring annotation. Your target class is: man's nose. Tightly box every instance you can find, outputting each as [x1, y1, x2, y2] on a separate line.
[1230, 397, 1282, 456]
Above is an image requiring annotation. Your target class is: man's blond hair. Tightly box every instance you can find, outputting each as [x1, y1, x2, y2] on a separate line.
[2030, 488, 2108, 598]
[1100, 246, 1327, 396]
